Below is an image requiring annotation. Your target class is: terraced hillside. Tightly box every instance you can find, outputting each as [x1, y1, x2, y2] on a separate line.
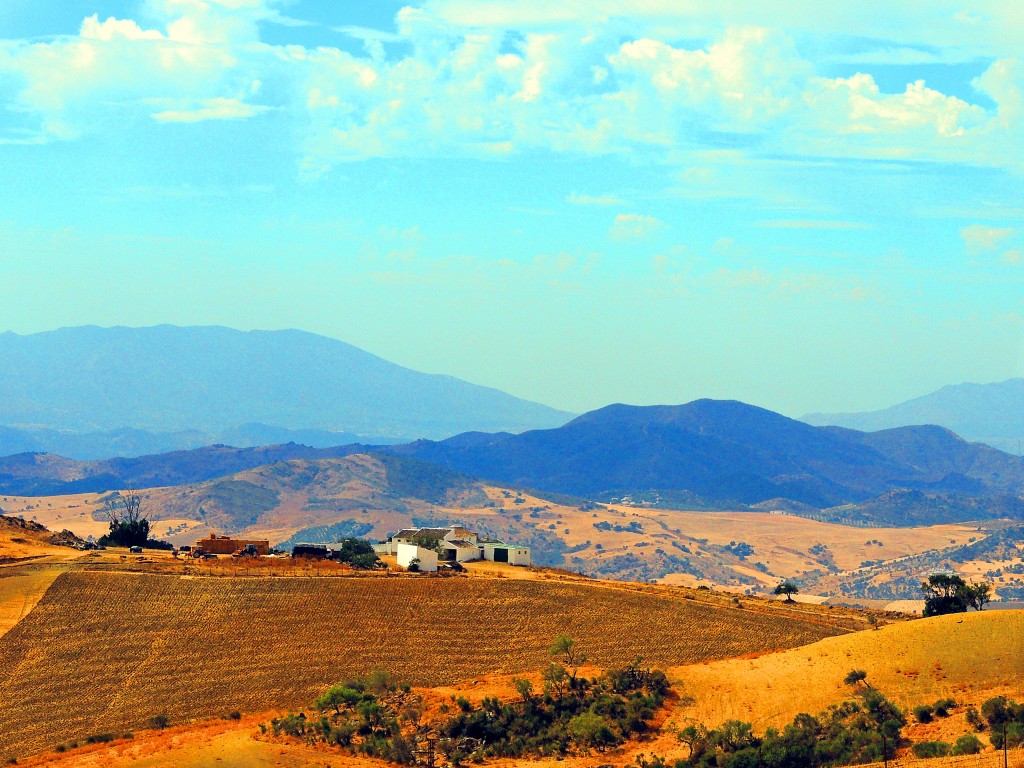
[0, 571, 847, 760]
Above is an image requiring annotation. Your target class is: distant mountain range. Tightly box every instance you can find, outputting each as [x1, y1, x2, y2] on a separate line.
[803, 379, 1024, 454]
[0, 325, 573, 457]
[0, 443, 368, 496]
[391, 400, 1024, 510]
[3, 399, 1022, 527]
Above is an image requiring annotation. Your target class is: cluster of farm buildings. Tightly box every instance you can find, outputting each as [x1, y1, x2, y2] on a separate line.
[374, 525, 531, 571]
[192, 524, 531, 571]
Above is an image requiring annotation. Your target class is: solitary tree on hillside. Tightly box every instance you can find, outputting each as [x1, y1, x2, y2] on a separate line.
[844, 669, 871, 690]
[773, 580, 799, 602]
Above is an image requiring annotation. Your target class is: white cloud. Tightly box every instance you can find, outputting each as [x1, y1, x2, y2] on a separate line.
[567, 192, 627, 206]
[962, 224, 1015, 255]
[610, 213, 663, 240]
[151, 97, 269, 122]
[2, 1, 1024, 176]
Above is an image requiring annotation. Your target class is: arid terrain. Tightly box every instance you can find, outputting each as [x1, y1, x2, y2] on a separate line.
[2, 523, 1023, 767]
[4, 461, 1020, 608]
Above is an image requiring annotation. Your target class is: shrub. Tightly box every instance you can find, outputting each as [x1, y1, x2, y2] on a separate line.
[966, 706, 985, 731]
[913, 704, 934, 723]
[951, 734, 983, 755]
[147, 714, 169, 730]
[932, 697, 956, 717]
[912, 741, 950, 758]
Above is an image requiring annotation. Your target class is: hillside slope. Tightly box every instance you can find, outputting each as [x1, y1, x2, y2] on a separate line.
[804, 378, 1024, 454]
[670, 608, 1024, 730]
[393, 400, 1024, 509]
[0, 571, 847, 759]
[0, 325, 572, 452]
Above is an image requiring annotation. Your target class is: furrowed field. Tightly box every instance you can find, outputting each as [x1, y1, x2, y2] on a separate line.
[0, 570, 848, 759]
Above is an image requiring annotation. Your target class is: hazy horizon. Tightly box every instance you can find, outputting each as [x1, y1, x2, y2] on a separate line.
[2, 1, 1022, 417]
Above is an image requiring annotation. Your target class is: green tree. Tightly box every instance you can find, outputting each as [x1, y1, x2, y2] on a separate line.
[965, 581, 991, 611]
[567, 711, 615, 749]
[98, 487, 150, 548]
[843, 669, 870, 689]
[677, 723, 709, 759]
[921, 573, 991, 617]
[513, 677, 534, 709]
[315, 685, 363, 714]
[542, 661, 568, 700]
[551, 634, 587, 686]
[773, 580, 799, 602]
[951, 734, 983, 755]
[332, 538, 383, 569]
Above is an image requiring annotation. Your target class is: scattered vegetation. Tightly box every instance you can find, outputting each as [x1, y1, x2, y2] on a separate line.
[981, 696, 1024, 750]
[270, 642, 670, 763]
[673, 689, 905, 767]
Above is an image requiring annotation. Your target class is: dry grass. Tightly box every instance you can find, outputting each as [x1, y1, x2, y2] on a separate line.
[663, 609, 1024, 734]
[0, 569, 847, 760]
[0, 567, 64, 639]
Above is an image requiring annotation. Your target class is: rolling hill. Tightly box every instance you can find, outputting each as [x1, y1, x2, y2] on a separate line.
[391, 400, 1024, 509]
[667, 608, 1024, 730]
[0, 325, 573, 456]
[804, 378, 1024, 454]
[0, 570, 850, 760]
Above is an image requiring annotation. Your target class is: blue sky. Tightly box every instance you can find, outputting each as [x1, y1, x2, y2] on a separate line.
[1, 1, 1022, 417]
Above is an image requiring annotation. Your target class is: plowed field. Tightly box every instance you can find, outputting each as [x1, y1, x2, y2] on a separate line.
[0, 571, 848, 759]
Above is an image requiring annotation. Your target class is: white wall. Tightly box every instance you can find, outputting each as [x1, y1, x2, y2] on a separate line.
[454, 546, 482, 563]
[509, 548, 531, 566]
[397, 543, 438, 572]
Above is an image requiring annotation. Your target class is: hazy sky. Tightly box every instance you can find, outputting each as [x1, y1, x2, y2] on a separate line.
[1, 1, 1022, 416]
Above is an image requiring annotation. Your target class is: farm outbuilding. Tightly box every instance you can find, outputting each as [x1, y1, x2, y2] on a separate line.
[483, 543, 531, 566]
[396, 542, 439, 572]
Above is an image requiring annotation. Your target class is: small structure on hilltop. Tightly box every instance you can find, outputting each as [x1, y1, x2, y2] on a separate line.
[195, 533, 270, 556]
[376, 525, 531, 572]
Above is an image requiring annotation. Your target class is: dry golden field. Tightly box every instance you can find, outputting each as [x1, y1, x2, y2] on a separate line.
[0, 569, 849, 760]
[664, 609, 1024, 732]
[0, 568, 63, 639]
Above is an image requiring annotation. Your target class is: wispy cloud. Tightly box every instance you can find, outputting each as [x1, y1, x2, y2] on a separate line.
[151, 98, 269, 124]
[961, 224, 1015, 255]
[757, 219, 871, 230]
[567, 192, 628, 207]
[610, 213, 663, 241]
